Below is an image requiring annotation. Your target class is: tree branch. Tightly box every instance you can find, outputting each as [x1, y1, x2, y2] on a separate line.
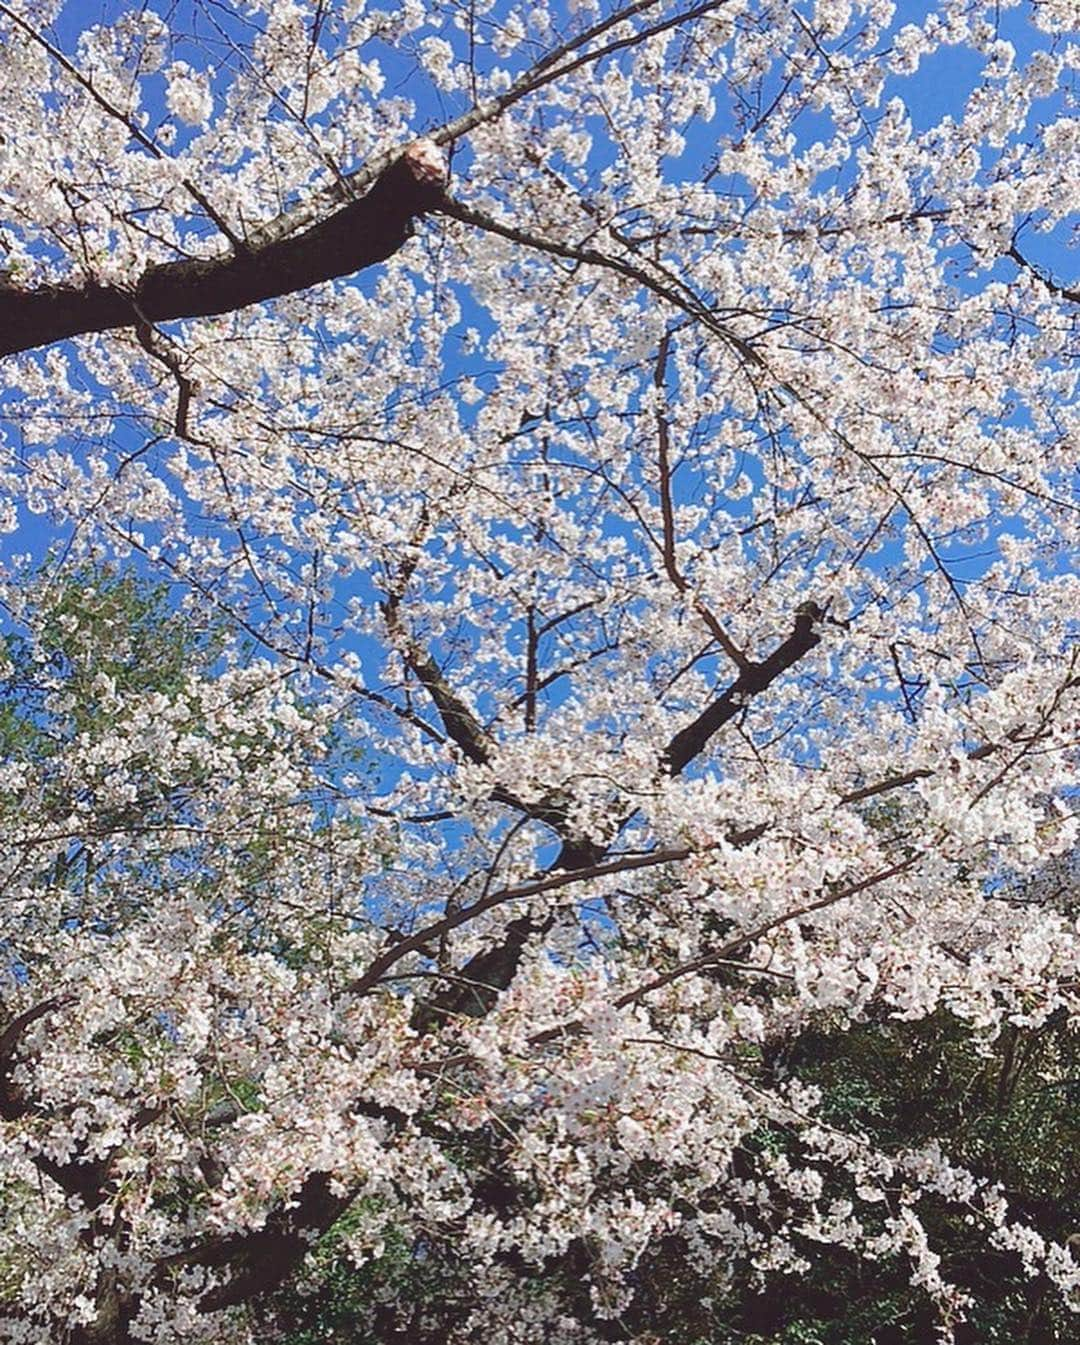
[0, 995, 74, 1119]
[663, 602, 824, 775]
[437, 195, 767, 372]
[345, 845, 702, 998]
[414, 604, 827, 1016]
[1007, 244, 1080, 305]
[1, 0, 736, 361]
[0, 142, 447, 358]
[654, 331, 750, 670]
[151, 1172, 357, 1314]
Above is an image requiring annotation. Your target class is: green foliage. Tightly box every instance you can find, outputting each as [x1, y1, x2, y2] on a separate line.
[0, 562, 225, 755]
[267, 1204, 462, 1345]
[706, 1011, 1080, 1344]
[0, 565, 229, 923]
[795, 1011, 1080, 1209]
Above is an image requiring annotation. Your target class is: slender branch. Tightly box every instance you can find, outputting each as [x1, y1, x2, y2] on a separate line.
[838, 769, 932, 805]
[416, 600, 827, 1009]
[614, 853, 921, 1008]
[437, 195, 767, 371]
[653, 331, 749, 670]
[245, 0, 698, 249]
[426, 0, 732, 154]
[344, 846, 697, 997]
[525, 602, 539, 733]
[0, 0, 734, 359]
[527, 853, 921, 1047]
[1007, 244, 1080, 305]
[134, 321, 195, 438]
[0, 3, 244, 252]
[839, 679, 1080, 806]
[381, 536, 493, 768]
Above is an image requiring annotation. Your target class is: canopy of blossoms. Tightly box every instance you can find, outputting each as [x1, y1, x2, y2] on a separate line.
[0, 0, 1076, 1340]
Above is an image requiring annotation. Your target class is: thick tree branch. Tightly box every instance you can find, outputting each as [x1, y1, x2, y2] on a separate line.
[345, 846, 700, 998]
[380, 536, 607, 859]
[0, 995, 74, 1119]
[422, 604, 828, 1016]
[410, 823, 769, 1026]
[236, 0, 710, 253]
[380, 516, 496, 768]
[195, 1174, 356, 1313]
[0, 142, 447, 358]
[0, 0, 735, 363]
[662, 602, 824, 775]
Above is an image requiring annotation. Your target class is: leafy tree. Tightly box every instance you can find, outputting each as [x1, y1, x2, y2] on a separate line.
[0, 1, 1077, 1342]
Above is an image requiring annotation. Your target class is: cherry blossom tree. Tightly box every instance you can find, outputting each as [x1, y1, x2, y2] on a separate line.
[0, 0, 1077, 1340]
